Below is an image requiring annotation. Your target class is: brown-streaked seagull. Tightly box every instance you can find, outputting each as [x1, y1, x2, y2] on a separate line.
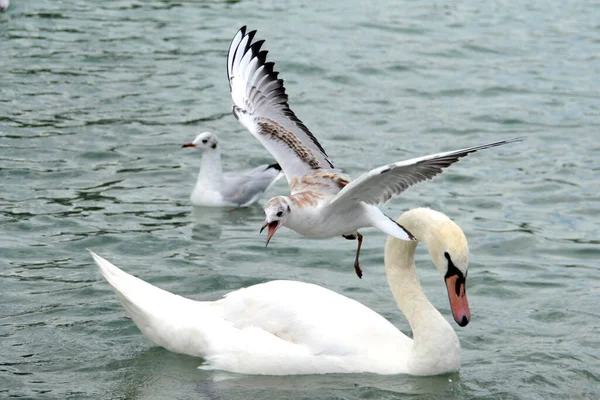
[227, 26, 522, 277]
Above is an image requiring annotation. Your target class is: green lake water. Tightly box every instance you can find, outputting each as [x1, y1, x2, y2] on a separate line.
[1, 0, 599, 398]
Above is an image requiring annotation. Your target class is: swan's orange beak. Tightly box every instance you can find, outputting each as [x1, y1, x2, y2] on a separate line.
[260, 221, 279, 247]
[445, 272, 470, 327]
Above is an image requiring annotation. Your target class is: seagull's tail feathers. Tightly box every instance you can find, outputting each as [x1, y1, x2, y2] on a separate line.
[367, 208, 416, 241]
[265, 163, 284, 185]
[266, 163, 282, 172]
[89, 251, 212, 357]
[270, 170, 284, 187]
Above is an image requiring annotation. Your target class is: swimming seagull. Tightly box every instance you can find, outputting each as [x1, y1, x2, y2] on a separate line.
[182, 131, 283, 207]
[227, 26, 522, 277]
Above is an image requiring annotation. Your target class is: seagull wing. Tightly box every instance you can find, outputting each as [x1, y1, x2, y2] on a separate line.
[221, 164, 283, 206]
[327, 138, 523, 207]
[228, 26, 334, 186]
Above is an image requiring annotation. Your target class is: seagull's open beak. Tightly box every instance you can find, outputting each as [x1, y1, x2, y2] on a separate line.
[260, 221, 280, 247]
[444, 272, 470, 327]
[182, 143, 195, 148]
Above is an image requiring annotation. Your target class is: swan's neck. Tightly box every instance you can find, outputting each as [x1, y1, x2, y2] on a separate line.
[196, 149, 223, 188]
[385, 238, 460, 374]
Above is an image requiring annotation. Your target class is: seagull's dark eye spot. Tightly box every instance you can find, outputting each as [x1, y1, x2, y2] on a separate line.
[202, 139, 208, 144]
[276, 211, 283, 217]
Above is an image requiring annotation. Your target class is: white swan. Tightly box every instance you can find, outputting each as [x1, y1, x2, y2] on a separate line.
[90, 208, 470, 376]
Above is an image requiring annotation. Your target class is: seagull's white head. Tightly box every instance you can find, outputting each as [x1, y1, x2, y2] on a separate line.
[182, 132, 219, 152]
[261, 196, 291, 246]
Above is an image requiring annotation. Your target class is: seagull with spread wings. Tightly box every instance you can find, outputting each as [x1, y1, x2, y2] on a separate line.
[228, 26, 521, 278]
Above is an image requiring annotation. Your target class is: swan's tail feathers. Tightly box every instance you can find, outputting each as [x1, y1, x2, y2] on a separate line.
[90, 250, 178, 310]
[89, 250, 208, 356]
[369, 211, 416, 241]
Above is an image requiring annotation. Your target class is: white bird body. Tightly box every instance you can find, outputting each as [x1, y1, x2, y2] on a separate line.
[226, 26, 522, 275]
[91, 208, 470, 376]
[0, 0, 9, 12]
[284, 200, 400, 239]
[190, 160, 278, 208]
[183, 132, 282, 207]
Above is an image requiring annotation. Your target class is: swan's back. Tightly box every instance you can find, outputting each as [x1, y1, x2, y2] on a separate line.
[92, 251, 412, 375]
[211, 280, 412, 374]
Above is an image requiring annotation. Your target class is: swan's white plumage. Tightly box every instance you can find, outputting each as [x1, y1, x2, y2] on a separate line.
[91, 208, 469, 376]
[94, 250, 410, 375]
[91, 251, 215, 357]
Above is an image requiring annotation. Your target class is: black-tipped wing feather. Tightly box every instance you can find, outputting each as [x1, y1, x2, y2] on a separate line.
[228, 26, 334, 185]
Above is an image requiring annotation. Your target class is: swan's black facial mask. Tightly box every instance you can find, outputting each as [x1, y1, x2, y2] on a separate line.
[444, 252, 470, 327]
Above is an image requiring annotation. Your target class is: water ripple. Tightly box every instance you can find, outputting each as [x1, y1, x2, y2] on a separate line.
[1, 0, 599, 398]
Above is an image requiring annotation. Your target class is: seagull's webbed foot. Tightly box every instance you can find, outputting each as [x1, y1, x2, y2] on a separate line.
[343, 232, 364, 279]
